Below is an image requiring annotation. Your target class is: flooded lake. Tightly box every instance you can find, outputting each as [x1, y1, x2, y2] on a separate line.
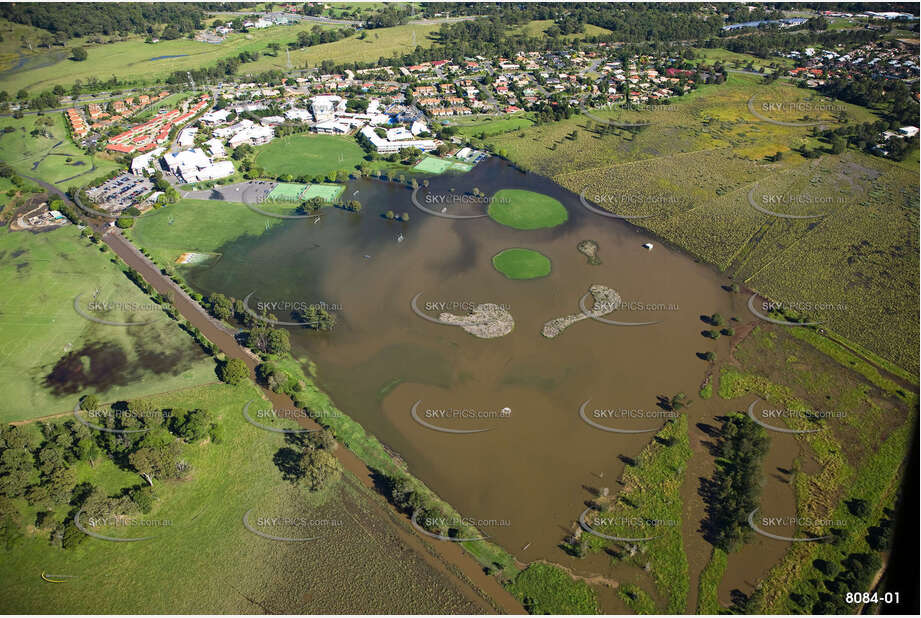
[184, 159, 752, 570]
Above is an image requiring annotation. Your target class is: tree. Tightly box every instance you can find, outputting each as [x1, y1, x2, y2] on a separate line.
[70, 46, 87, 61]
[170, 409, 214, 443]
[207, 293, 233, 321]
[267, 42, 281, 56]
[129, 442, 184, 481]
[298, 449, 341, 491]
[218, 358, 248, 385]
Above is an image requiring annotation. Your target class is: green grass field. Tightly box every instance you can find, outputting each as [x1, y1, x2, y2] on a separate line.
[0, 382, 484, 613]
[491, 248, 551, 280]
[301, 183, 345, 201]
[0, 226, 216, 423]
[0, 20, 364, 94]
[0, 114, 121, 189]
[508, 562, 599, 614]
[488, 189, 569, 230]
[451, 114, 536, 140]
[266, 182, 309, 201]
[128, 199, 280, 265]
[254, 134, 366, 179]
[508, 19, 612, 40]
[412, 155, 473, 174]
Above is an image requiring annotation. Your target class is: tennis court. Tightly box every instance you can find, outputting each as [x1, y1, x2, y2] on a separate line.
[266, 182, 309, 201]
[412, 156, 474, 174]
[301, 184, 345, 201]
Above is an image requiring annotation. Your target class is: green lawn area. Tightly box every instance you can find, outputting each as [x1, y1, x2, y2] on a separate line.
[0, 114, 120, 189]
[451, 114, 535, 140]
[0, 226, 216, 423]
[0, 382, 482, 613]
[266, 182, 308, 201]
[509, 19, 612, 40]
[1, 20, 366, 94]
[254, 134, 366, 180]
[301, 183, 345, 201]
[507, 562, 599, 614]
[247, 23, 441, 73]
[128, 199, 280, 264]
[491, 248, 551, 280]
[488, 189, 569, 230]
[412, 155, 473, 174]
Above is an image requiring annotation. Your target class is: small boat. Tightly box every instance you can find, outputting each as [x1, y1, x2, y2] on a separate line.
[397, 233, 404, 243]
[642, 242, 654, 250]
[313, 216, 320, 224]
[363, 254, 372, 259]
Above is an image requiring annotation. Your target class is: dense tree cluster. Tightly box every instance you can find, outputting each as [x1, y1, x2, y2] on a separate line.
[702, 413, 769, 552]
[711, 27, 876, 58]
[818, 75, 918, 125]
[0, 3, 205, 39]
[0, 396, 221, 550]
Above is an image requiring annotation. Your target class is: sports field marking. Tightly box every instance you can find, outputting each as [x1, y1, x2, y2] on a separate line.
[266, 182, 309, 201]
[300, 184, 345, 201]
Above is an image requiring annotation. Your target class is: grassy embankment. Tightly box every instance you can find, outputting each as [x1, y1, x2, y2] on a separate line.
[575, 415, 692, 614]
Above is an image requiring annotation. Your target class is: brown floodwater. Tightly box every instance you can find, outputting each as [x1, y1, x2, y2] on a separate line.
[186, 159, 752, 576]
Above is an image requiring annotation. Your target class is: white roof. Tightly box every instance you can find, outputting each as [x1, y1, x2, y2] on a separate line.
[201, 109, 231, 124]
[387, 127, 414, 141]
[163, 148, 210, 173]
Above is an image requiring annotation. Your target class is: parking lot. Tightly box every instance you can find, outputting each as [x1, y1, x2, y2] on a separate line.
[86, 173, 153, 213]
[183, 180, 276, 204]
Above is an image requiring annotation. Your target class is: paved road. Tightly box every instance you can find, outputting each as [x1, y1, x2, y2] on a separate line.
[182, 180, 276, 204]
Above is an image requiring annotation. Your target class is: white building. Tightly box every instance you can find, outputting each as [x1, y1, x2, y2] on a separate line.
[204, 137, 226, 158]
[260, 115, 285, 126]
[162, 148, 234, 183]
[200, 109, 232, 125]
[359, 125, 437, 154]
[285, 108, 313, 122]
[214, 119, 255, 139]
[314, 119, 351, 134]
[386, 127, 414, 142]
[177, 126, 199, 148]
[130, 147, 165, 175]
[228, 125, 275, 148]
[311, 95, 346, 122]
[411, 120, 429, 136]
